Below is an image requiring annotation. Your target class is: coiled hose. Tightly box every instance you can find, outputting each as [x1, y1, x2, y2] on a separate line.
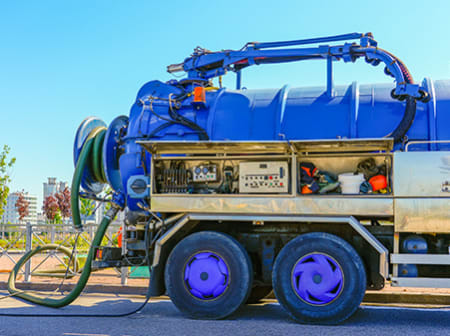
[7, 126, 117, 307]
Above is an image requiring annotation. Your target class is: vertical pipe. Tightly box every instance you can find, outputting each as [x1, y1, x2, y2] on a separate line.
[24, 222, 32, 282]
[236, 71, 242, 90]
[51, 225, 55, 244]
[326, 56, 335, 98]
[121, 220, 128, 285]
[393, 232, 400, 278]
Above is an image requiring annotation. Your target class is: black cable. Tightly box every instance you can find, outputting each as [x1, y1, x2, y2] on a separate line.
[55, 232, 82, 294]
[0, 223, 154, 318]
[167, 94, 209, 140]
[147, 121, 174, 138]
[148, 103, 208, 140]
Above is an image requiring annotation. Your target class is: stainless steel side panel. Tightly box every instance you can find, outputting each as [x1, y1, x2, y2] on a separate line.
[150, 196, 393, 217]
[394, 151, 450, 197]
[395, 198, 450, 233]
[393, 151, 450, 232]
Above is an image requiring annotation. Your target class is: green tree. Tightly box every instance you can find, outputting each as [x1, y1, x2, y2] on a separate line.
[101, 187, 113, 214]
[0, 145, 16, 218]
[80, 197, 96, 226]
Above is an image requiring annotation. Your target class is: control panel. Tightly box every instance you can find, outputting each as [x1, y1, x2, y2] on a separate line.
[193, 164, 218, 182]
[239, 161, 289, 193]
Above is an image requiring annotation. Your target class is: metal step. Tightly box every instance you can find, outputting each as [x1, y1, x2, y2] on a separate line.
[391, 277, 450, 288]
[391, 253, 450, 265]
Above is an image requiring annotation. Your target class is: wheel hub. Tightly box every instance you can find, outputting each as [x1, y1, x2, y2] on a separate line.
[184, 252, 229, 300]
[313, 274, 322, 284]
[292, 253, 343, 305]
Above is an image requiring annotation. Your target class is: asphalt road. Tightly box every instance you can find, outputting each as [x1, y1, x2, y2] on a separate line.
[0, 292, 449, 336]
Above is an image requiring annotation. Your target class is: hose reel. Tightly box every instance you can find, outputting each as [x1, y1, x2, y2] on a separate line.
[7, 118, 127, 307]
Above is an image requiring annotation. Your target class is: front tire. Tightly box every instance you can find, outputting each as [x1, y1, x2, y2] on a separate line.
[165, 231, 253, 319]
[272, 232, 366, 325]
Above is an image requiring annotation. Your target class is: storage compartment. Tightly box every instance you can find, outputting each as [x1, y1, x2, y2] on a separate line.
[140, 138, 394, 200]
[152, 155, 293, 195]
[140, 140, 394, 215]
[297, 154, 392, 196]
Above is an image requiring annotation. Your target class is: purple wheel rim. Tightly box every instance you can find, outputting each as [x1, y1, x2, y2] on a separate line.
[184, 252, 230, 300]
[291, 253, 343, 305]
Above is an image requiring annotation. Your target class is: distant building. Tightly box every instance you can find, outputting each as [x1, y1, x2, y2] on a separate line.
[43, 177, 68, 200]
[43, 177, 57, 200]
[58, 181, 68, 193]
[36, 212, 46, 225]
[1, 192, 38, 225]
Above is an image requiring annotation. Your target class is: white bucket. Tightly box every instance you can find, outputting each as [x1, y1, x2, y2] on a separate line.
[338, 173, 365, 194]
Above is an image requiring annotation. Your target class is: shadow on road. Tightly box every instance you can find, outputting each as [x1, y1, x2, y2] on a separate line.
[1, 294, 449, 336]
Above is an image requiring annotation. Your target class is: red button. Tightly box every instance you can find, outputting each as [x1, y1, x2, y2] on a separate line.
[280, 182, 283, 186]
[269, 176, 273, 180]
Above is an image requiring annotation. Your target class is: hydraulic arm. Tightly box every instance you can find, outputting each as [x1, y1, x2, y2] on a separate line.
[167, 32, 429, 102]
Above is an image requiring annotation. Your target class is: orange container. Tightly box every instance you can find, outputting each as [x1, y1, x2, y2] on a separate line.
[369, 175, 387, 191]
[301, 185, 314, 194]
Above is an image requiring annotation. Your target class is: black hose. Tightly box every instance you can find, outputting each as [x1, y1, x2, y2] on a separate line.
[386, 96, 416, 143]
[378, 49, 417, 143]
[147, 121, 174, 138]
[168, 98, 209, 140]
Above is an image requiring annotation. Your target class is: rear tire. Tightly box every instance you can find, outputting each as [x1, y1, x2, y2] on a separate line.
[165, 231, 253, 319]
[272, 232, 366, 325]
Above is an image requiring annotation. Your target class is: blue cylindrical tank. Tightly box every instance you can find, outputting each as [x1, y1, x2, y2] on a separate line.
[114, 78, 450, 209]
[125, 78, 450, 147]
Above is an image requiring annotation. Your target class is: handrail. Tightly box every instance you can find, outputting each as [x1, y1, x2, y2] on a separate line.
[405, 140, 450, 151]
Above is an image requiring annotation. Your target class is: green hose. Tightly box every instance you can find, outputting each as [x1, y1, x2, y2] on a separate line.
[8, 126, 118, 307]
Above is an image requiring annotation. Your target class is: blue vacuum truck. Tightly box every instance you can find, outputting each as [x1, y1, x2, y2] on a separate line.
[9, 33, 450, 324]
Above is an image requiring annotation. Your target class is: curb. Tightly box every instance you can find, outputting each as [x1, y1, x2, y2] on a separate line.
[1, 282, 449, 305]
[363, 291, 450, 305]
[0, 282, 148, 295]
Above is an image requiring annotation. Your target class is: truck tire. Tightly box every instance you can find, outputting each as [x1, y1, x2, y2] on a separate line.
[246, 285, 272, 304]
[165, 231, 253, 319]
[272, 232, 366, 325]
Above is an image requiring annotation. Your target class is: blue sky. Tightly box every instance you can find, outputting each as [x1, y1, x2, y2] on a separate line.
[1, 1, 450, 206]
